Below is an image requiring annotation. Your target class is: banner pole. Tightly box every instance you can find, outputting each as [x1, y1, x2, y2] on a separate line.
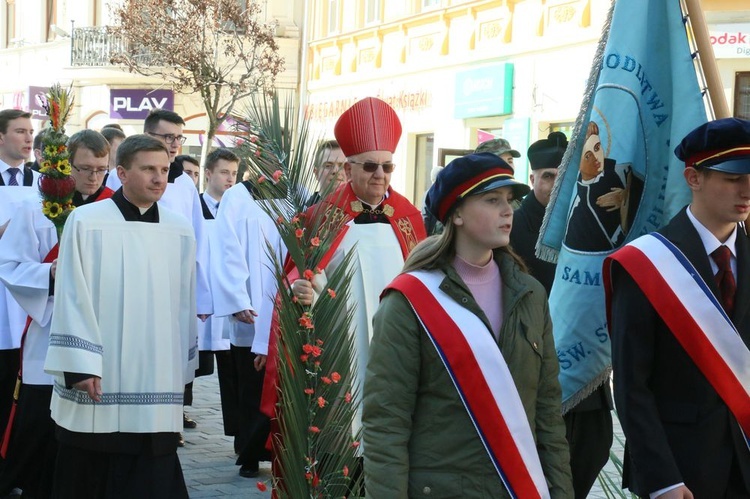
[683, 0, 730, 119]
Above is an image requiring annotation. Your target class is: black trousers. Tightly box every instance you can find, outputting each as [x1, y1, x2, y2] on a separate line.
[52, 441, 188, 499]
[564, 386, 614, 499]
[0, 349, 19, 438]
[231, 345, 271, 466]
[0, 384, 56, 498]
[215, 350, 240, 437]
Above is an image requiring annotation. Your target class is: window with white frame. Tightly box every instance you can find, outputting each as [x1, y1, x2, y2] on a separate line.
[365, 0, 381, 25]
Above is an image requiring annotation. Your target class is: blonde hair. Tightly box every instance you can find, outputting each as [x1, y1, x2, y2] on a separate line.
[402, 216, 528, 274]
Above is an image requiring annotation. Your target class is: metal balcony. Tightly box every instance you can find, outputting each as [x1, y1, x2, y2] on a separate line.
[70, 26, 162, 67]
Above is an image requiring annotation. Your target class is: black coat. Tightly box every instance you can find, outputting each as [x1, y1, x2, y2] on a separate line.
[610, 207, 750, 497]
[510, 192, 556, 296]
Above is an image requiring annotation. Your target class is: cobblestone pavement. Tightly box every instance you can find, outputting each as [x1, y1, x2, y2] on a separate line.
[184, 372, 627, 498]
[180, 371, 271, 499]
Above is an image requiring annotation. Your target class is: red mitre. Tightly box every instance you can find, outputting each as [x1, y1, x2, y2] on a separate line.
[333, 97, 402, 157]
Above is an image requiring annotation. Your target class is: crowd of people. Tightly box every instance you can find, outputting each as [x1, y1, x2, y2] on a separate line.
[0, 98, 748, 499]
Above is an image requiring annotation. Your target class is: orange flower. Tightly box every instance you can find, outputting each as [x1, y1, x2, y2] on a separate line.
[304, 388, 314, 395]
[250, 135, 258, 143]
[310, 236, 320, 247]
[351, 441, 360, 449]
[317, 396, 326, 408]
[315, 267, 323, 274]
[292, 296, 299, 303]
[272, 169, 283, 182]
[305, 472, 313, 480]
[310, 345, 322, 357]
[258, 175, 266, 183]
[254, 148, 262, 158]
[331, 372, 341, 383]
[303, 269, 314, 280]
[256, 481, 267, 492]
[295, 228, 304, 239]
[308, 426, 320, 433]
[321, 376, 332, 385]
[343, 465, 349, 477]
[291, 215, 300, 224]
[327, 288, 336, 298]
[312, 473, 320, 487]
[276, 216, 284, 224]
[299, 314, 314, 329]
[315, 339, 324, 346]
[300, 354, 309, 362]
[302, 344, 314, 354]
[345, 392, 352, 403]
[314, 361, 321, 368]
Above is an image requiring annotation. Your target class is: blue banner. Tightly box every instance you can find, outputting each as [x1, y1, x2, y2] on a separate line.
[539, 0, 707, 410]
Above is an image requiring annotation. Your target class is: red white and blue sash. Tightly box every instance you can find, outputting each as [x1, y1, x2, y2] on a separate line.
[604, 233, 750, 443]
[386, 271, 549, 499]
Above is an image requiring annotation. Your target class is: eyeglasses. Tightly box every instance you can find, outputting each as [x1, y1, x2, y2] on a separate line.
[148, 132, 187, 145]
[347, 160, 396, 173]
[72, 165, 108, 176]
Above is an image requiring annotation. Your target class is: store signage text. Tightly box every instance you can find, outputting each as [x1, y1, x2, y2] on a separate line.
[709, 24, 750, 58]
[110, 89, 174, 119]
[306, 90, 431, 121]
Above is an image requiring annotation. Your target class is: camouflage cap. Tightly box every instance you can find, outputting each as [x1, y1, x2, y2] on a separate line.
[474, 138, 521, 158]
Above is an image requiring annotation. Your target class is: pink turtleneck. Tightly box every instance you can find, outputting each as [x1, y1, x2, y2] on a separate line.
[453, 255, 503, 340]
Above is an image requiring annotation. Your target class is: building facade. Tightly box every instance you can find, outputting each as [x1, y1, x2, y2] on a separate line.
[0, 0, 303, 157]
[303, 0, 750, 205]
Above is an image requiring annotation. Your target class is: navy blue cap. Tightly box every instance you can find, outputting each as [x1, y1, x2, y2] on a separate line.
[528, 131, 568, 170]
[425, 152, 530, 223]
[674, 118, 750, 174]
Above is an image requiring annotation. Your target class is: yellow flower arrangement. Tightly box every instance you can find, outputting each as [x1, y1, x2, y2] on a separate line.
[56, 159, 71, 175]
[42, 201, 63, 218]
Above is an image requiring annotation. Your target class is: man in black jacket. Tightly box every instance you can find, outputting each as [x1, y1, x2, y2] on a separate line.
[608, 118, 750, 498]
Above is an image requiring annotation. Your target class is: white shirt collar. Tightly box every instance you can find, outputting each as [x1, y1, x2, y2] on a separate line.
[203, 191, 220, 217]
[0, 157, 24, 174]
[686, 204, 737, 258]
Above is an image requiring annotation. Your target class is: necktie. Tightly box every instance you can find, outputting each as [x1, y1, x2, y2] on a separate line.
[7, 167, 19, 186]
[711, 245, 736, 317]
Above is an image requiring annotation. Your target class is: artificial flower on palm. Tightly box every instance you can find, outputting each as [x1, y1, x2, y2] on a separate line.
[37, 83, 75, 239]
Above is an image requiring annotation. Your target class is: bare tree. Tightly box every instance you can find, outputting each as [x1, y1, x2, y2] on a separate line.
[110, 0, 285, 178]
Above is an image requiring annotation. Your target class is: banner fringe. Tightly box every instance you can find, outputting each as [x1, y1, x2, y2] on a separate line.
[536, 0, 616, 263]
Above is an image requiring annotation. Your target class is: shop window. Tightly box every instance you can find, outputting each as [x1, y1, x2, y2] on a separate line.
[735, 72, 750, 120]
[550, 122, 574, 138]
[414, 134, 436, 207]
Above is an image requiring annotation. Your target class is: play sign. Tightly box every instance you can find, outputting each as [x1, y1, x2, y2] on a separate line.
[110, 89, 174, 119]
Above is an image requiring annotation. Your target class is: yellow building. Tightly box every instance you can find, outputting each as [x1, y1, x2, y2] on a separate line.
[304, 0, 750, 205]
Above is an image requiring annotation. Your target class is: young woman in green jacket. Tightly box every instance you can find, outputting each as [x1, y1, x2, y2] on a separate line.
[363, 153, 573, 498]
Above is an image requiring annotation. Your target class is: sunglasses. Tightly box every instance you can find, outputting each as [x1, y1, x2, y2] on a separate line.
[347, 160, 396, 173]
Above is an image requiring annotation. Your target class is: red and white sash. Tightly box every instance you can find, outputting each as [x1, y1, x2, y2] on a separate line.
[386, 271, 549, 499]
[604, 232, 750, 440]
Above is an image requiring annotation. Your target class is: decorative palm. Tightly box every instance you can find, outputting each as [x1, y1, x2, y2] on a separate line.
[37, 83, 75, 239]
[237, 93, 363, 497]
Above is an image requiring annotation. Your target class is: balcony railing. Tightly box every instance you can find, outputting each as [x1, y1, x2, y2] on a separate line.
[70, 26, 163, 67]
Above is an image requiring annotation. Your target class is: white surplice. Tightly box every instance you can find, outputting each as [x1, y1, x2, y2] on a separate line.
[210, 183, 287, 354]
[0, 186, 41, 351]
[44, 200, 198, 434]
[0, 198, 58, 385]
[312, 222, 404, 439]
[108, 171, 211, 315]
[197, 215, 229, 352]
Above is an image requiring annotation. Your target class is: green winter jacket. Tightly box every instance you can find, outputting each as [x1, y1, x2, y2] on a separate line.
[363, 251, 573, 498]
